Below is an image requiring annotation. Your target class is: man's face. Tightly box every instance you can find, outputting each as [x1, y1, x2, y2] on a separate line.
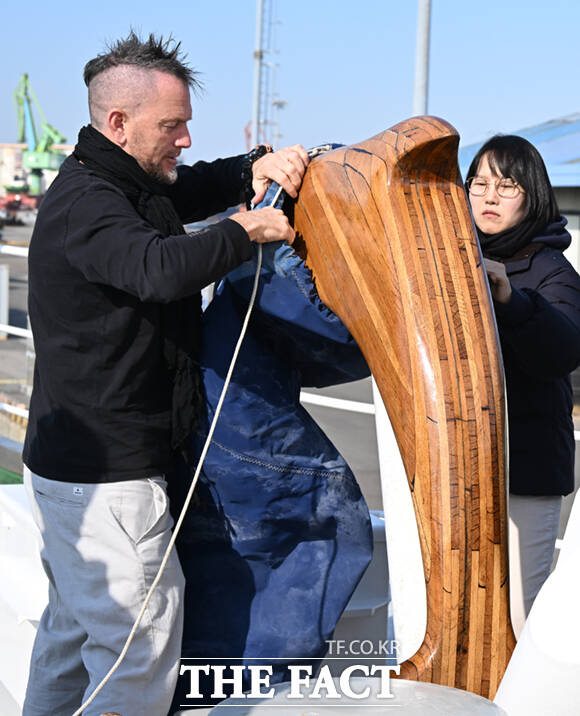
[123, 71, 192, 184]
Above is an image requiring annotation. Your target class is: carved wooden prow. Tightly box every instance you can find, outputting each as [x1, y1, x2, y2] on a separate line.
[293, 116, 515, 699]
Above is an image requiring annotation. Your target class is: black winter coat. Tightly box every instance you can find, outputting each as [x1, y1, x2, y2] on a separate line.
[23, 154, 253, 482]
[493, 217, 580, 495]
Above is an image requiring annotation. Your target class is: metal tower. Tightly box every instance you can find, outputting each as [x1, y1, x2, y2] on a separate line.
[250, 0, 286, 149]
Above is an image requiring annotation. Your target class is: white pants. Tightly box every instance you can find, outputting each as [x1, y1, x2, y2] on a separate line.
[23, 467, 185, 716]
[508, 493, 561, 639]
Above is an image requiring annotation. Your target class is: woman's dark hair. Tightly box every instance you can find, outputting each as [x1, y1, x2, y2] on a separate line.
[466, 134, 559, 228]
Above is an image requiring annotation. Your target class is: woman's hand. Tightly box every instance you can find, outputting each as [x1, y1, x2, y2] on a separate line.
[484, 258, 512, 304]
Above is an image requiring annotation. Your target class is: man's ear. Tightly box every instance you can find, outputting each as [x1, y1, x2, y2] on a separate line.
[107, 109, 128, 147]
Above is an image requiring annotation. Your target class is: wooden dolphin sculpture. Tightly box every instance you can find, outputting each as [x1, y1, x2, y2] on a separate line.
[292, 116, 515, 699]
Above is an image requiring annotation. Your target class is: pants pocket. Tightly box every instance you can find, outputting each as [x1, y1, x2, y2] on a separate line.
[110, 478, 171, 545]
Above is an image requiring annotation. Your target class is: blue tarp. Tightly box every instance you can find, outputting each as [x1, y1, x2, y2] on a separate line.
[169, 184, 373, 709]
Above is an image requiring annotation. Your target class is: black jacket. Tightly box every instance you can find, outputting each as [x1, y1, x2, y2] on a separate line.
[23, 154, 253, 482]
[493, 218, 580, 495]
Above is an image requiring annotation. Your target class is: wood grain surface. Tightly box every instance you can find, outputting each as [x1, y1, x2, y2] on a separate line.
[293, 116, 515, 698]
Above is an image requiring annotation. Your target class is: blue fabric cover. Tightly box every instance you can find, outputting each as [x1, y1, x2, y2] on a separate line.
[169, 184, 372, 704]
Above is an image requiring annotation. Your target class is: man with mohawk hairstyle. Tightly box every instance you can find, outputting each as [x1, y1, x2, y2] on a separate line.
[22, 30, 308, 716]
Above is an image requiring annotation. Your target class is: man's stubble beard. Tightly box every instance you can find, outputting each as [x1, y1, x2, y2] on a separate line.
[141, 160, 178, 185]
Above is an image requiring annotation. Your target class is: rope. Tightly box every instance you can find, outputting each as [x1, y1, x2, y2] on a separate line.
[71, 188, 283, 715]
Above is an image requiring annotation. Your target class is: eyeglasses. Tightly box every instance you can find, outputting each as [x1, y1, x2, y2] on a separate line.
[466, 176, 523, 199]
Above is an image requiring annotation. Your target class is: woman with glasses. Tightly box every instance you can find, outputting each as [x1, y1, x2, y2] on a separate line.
[466, 134, 580, 637]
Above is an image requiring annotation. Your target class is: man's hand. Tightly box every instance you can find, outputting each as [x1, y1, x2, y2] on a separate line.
[484, 258, 512, 304]
[229, 207, 295, 244]
[251, 144, 310, 205]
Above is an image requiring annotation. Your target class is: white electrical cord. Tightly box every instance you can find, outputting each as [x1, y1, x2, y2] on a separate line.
[72, 188, 283, 715]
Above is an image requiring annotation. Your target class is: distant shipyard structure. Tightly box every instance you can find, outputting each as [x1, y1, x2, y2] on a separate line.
[0, 74, 71, 217]
[249, 0, 287, 150]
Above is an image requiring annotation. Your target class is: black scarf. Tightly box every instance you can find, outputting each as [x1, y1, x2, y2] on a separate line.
[74, 125, 203, 453]
[477, 215, 546, 261]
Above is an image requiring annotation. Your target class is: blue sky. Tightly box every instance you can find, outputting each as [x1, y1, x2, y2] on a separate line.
[1, 0, 578, 164]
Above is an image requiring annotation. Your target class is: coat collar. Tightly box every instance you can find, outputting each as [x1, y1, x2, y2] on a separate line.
[503, 243, 545, 275]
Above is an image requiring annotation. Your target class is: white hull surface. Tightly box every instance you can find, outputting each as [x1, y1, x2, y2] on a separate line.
[0, 484, 49, 714]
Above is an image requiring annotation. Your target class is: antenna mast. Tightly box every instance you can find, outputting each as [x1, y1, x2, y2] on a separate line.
[250, 0, 286, 148]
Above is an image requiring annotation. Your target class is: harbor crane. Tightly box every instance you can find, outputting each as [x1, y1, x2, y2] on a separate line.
[13, 73, 66, 196]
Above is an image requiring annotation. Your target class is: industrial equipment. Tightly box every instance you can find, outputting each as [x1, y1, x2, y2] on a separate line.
[13, 73, 66, 196]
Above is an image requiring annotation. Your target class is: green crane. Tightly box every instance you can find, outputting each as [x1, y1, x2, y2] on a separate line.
[14, 73, 66, 196]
